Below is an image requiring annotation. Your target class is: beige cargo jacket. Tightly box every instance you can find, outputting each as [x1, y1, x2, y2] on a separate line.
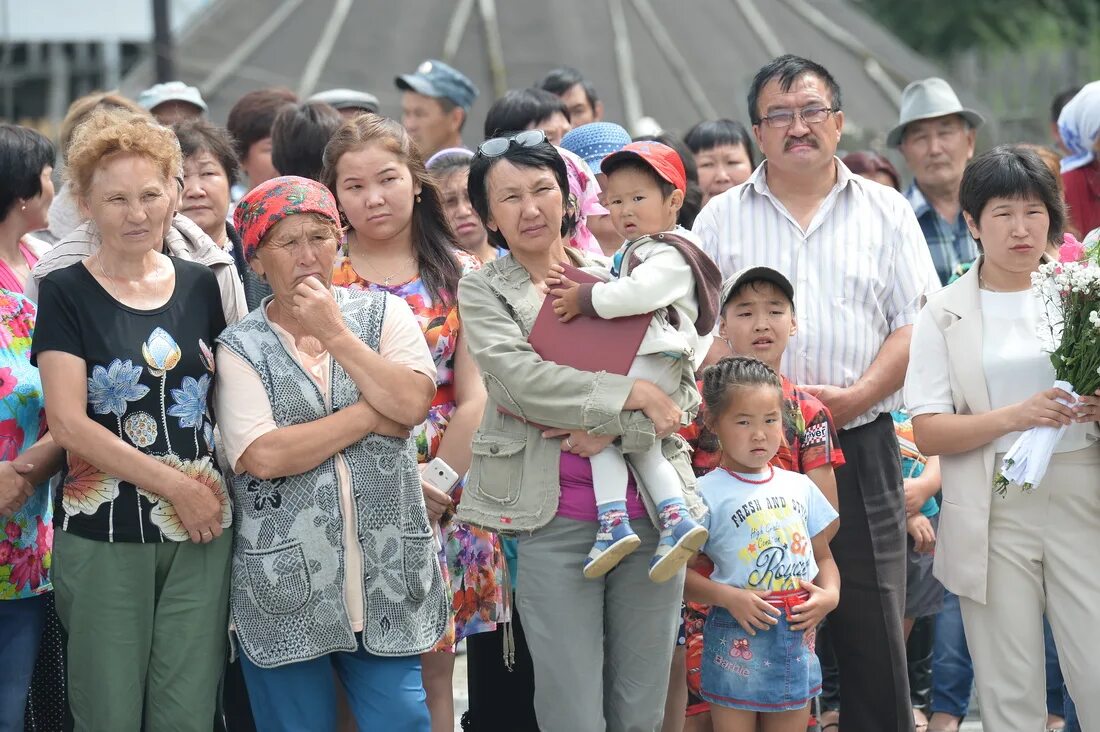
[455, 249, 704, 534]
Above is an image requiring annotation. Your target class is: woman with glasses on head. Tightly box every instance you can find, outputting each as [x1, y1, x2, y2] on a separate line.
[458, 129, 703, 732]
[324, 114, 503, 732]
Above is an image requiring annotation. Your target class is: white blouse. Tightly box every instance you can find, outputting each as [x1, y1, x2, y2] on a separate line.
[906, 288, 1096, 454]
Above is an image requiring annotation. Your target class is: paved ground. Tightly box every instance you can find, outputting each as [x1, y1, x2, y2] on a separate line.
[450, 648, 990, 731]
[453, 649, 468, 731]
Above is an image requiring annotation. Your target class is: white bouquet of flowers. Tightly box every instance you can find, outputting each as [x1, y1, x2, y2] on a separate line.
[994, 247, 1100, 494]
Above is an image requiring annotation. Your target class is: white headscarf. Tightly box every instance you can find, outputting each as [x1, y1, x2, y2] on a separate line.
[1058, 80, 1100, 173]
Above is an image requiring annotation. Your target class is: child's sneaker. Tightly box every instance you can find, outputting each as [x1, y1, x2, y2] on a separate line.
[584, 513, 641, 579]
[649, 517, 708, 583]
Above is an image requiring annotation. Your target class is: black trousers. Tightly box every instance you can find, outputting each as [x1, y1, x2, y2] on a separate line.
[462, 598, 538, 732]
[828, 414, 913, 732]
[818, 615, 934, 713]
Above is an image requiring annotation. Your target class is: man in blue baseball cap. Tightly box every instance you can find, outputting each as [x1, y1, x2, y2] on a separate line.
[396, 59, 478, 159]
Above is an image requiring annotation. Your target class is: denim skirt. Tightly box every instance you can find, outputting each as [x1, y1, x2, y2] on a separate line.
[699, 599, 821, 712]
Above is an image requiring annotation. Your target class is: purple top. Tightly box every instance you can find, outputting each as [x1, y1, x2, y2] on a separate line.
[556, 452, 647, 521]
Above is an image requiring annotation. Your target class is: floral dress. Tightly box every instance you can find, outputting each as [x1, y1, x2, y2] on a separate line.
[0, 292, 49, 601]
[333, 245, 505, 646]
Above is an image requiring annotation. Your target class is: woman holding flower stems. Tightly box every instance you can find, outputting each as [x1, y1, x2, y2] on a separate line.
[904, 146, 1100, 732]
[30, 109, 232, 730]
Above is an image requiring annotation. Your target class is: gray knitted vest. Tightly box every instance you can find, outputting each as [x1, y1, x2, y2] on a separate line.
[217, 288, 448, 668]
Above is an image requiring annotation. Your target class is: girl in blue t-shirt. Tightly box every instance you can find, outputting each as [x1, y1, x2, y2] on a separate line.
[684, 357, 840, 731]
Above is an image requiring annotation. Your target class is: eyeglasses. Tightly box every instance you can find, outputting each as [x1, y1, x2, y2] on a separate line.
[758, 106, 838, 129]
[476, 129, 547, 158]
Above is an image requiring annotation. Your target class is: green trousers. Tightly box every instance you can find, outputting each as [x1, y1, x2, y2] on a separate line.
[52, 529, 232, 732]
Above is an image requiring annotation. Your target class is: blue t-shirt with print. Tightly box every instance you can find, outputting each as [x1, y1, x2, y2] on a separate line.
[699, 466, 838, 591]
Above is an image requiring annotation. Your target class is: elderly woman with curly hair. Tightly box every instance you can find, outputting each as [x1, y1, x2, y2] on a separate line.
[31, 109, 233, 730]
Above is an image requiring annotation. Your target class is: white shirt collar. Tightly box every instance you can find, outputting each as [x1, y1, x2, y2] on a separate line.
[742, 156, 856, 201]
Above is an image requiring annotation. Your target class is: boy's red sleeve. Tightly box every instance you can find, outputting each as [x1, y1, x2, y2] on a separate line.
[797, 396, 846, 473]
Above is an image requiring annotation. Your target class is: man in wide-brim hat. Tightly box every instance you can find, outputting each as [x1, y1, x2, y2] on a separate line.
[890, 77, 985, 285]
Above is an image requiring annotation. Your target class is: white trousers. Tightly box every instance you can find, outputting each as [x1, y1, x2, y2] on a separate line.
[959, 444, 1100, 732]
[590, 354, 684, 511]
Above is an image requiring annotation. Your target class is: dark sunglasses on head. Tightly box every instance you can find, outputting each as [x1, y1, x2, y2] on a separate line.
[476, 129, 547, 158]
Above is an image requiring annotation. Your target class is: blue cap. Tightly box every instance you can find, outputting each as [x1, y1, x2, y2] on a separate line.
[559, 122, 632, 174]
[395, 59, 478, 111]
[138, 81, 207, 113]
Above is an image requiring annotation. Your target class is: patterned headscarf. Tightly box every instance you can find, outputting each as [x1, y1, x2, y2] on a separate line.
[557, 146, 608, 255]
[1058, 81, 1100, 174]
[233, 176, 341, 261]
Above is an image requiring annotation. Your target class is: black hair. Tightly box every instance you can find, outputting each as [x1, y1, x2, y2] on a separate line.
[226, 87, 298, 161]
[632, 132, 702, 228]
[484, 88, 570, 140]
[0, 123, 56, 221]
[959, 145, 1066, 248]
[683, 119, 757, 169]
[747, 55, 842, 125]
[701, 357, 783, 424]
[430, 95, 467, 132]
[173, 118, 241, 188]
[1051, 87, 1082, 125]
[271, 101, 343, 181]
[467, 136, 577, 250]
[322, 113, 463, 303]
[538, 66, 599, 110]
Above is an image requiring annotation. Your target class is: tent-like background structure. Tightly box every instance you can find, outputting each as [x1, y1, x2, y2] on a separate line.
[119, 0, 985, 147]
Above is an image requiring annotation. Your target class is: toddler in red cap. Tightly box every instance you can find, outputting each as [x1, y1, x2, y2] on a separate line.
[549, 142, 722, 582]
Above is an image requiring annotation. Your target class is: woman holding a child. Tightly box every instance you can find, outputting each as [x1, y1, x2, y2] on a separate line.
[456, 130, 702, 730]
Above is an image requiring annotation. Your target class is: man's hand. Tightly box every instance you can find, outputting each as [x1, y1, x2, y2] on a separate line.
[801, 384, 870, 429]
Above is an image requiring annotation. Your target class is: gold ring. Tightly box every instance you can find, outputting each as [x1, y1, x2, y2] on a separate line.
[564, 437, 573, 450]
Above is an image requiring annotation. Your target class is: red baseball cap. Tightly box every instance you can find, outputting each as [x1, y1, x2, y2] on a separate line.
[600, 141, 687, 193]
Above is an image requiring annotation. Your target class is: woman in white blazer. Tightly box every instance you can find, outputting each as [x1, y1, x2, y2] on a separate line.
[904, 146, 1100, 731]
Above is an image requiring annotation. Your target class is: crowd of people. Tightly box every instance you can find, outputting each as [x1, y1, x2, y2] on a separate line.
[0, 50, 1098, 732]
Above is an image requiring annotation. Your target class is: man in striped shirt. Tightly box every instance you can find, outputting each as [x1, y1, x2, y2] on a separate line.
[693, 55, 939, 732]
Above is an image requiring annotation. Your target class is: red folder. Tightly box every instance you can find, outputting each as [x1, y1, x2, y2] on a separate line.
[527, 263, 652, 375]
